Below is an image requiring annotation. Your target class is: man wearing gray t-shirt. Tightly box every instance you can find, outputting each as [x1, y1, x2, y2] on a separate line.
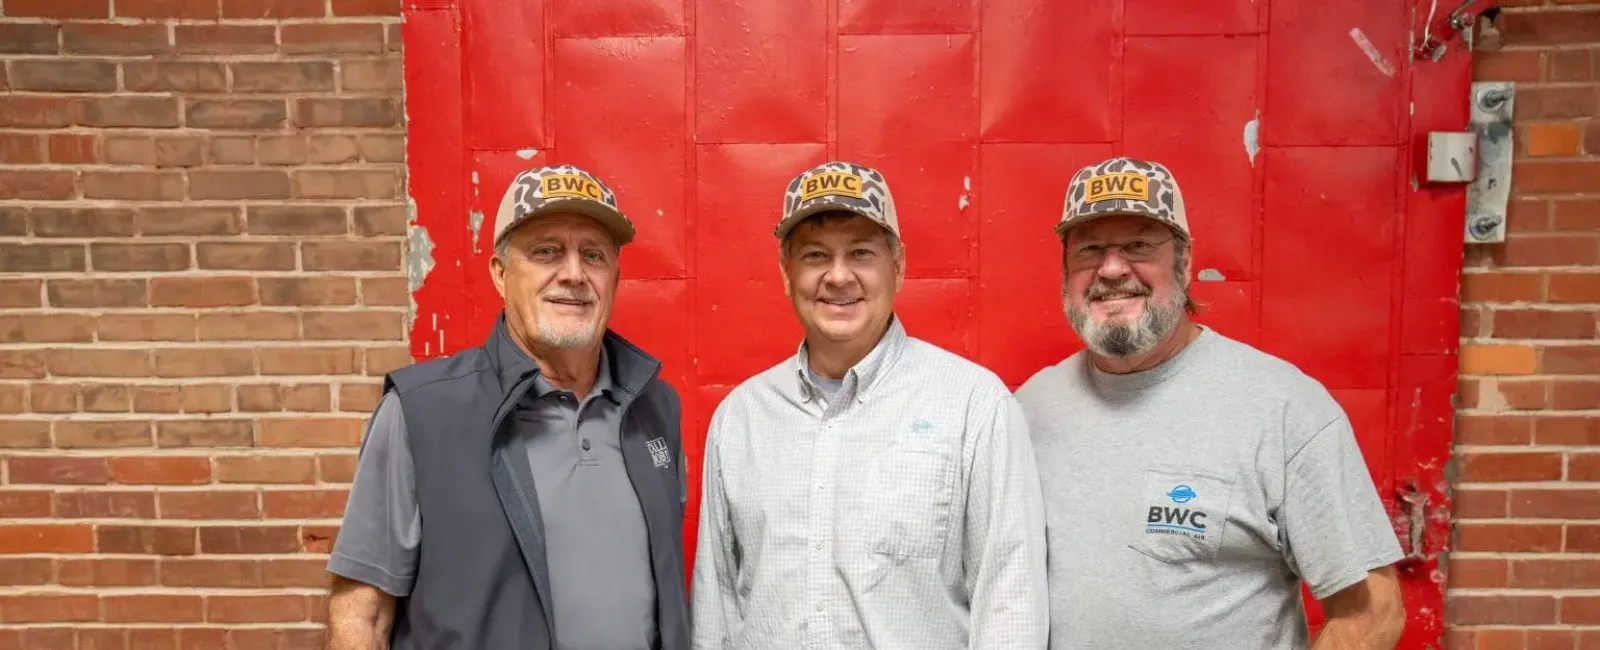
[1014, 157, 1406, 650]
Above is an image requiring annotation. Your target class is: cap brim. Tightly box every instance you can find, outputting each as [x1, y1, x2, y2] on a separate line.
[1053, 210, 1188, 241]
[504, 198, 636, 247]
[774, 202, 890, 240]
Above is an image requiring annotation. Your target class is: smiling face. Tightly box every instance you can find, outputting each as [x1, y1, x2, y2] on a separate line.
[1061, 213, 1190, 358]
[780, 212, 903, 347]
[490, 212, 619, 351]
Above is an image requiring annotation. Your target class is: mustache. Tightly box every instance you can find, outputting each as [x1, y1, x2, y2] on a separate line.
[541, 288, 597, 303]
[1085, 278, 1150, 300]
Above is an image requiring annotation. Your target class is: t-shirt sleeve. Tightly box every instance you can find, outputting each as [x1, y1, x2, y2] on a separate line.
[327, 390, 421, 597]
[1278, 414, 1405, 600]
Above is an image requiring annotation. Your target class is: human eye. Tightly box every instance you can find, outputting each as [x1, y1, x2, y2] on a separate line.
[1071, 244, 1104, 261]
[529, 245, 560, 261]
[1124, 241, 1157, 258]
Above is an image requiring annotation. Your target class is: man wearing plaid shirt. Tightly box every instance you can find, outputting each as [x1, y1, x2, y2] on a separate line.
[690, 161, 1050, 650]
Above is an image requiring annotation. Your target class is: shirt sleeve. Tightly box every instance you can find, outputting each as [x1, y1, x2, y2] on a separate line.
[1279, 415, 1406, 600]
[690, 409, 740, 648]
[327, 390, 421, 598]
[962, 394, 1051, 647]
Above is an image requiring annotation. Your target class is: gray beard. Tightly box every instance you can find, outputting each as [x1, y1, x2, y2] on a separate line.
[1064, 286, 1186, 358]
[534, 319, 598, 349]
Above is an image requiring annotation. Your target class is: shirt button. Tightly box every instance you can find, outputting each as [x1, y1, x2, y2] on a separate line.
[815, 602, 825, 612]
[581, 439, 591, 451]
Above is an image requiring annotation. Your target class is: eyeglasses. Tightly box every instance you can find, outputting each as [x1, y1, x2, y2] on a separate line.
[1065, 236, 1174, 265]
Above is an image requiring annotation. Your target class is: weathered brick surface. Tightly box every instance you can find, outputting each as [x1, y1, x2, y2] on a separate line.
[0, 2, 405, 643]
[1451, 5, 1600, 648]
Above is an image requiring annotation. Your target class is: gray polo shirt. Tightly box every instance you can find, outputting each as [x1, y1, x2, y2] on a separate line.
[330, 346, 658, 650]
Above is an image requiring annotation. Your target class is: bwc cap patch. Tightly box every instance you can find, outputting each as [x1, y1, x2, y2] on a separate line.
[493, 164, 636, 248]
[774, 161, 900, 240]
[1056, 157, 1190, 241]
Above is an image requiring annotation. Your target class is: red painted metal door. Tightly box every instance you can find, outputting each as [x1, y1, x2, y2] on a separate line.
[400, 1, 1469, 647]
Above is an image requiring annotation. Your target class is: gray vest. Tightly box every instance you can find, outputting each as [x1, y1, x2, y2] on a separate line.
[382, 317, 690, 650]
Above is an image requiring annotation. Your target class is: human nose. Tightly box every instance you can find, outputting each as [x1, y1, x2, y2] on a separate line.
[555, 250, 585, 282]
[822, 256, 853, 286]
[1095, 247, 1133, 278]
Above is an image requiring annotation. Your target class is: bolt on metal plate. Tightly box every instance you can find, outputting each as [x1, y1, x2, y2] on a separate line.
[1465, 81, 1514, 244]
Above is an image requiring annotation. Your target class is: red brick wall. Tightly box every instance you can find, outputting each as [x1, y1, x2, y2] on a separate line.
[0, 0, 405, 646]
[1450, 2, 1600, 648]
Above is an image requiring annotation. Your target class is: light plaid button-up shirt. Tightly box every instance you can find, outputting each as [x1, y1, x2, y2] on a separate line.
[691, 317, 1049, 649]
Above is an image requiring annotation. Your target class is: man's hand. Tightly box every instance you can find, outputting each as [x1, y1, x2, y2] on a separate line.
[325, 575, 397, 650]
[1311, 566, 1405, 650]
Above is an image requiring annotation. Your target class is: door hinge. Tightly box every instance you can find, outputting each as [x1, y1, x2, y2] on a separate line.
[1424, 82, 1515, 244]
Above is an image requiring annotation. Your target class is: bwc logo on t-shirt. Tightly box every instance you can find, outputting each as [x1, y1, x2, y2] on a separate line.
[1146, 483, 1210, 540]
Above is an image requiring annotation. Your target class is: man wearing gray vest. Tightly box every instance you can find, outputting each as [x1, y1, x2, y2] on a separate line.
[1014, 157, 1406, 649]
[691, 161, 1049, 649]
[324, 164, 690, 650]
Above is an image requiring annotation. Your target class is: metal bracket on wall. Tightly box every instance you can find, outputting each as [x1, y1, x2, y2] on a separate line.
[1465, 82, 1514, 244]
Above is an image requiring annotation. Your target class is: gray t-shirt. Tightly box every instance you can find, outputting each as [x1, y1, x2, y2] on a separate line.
[1014, 327, 1403, 650]
[329, 349, 658, 650]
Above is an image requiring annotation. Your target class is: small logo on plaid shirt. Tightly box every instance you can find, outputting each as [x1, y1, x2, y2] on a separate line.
[646, 437, 671, 469]
[910, 419, 932, 433]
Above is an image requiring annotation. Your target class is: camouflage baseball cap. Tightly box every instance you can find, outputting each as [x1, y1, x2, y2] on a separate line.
[774, 161, 900, 240]
[1056, 157, 1190, 241]
[492, 164, 635, 248]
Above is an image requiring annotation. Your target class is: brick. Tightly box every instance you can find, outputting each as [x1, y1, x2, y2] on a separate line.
[0, 24, 60, 54]
[0, 491, 52, 517]
[367, 346, 411, 375]
[83, 171, 184, 201]
[303, 241, 401, 271]
[0, 558, 54, 585]
[259, 277, 358, 306]
[0, 524, 94, 553]
[281, 23, 386, 54]
[1550, 273, 1600, 303]
[1552, 379, 1600, 409]
[159, 491, 260, 519]
[223, 0, 325, 18]
[262, 557, 330, 588]
[1454, 488, 1508, 518]
[28, 207, 133, 238]
[0, 280, 42, 308]
[362, 277, 408, 306]
[1448, 594, 1558, 625]
[150, 276, 257, 307]
[29, 383, 76, 412]
[48, 278, 147, 308]
[91, 242, 191, 272]
[56, 490, 157, 518]
[117, 0, 222, 18]
[216, 456, 316, 483]
[1512, 559, 1600, 589]
[47, 348, 152, 377]
[7, 60, 117, 92]
[102, 595, 204, 623]
[342, 58, 403, 91]
[78, 97, 181, 128]
[1571, 524, 1600, 552]
[0, 350, 47, 379]
[196, 242, 297, 271]
[189, 170, 291, 200]
[306, 134, 360, 163]
[97, 525, 195, 555]
[1548, 49, 1596, 82]
[259, 417, 362, 447]
[0, 594, 98, 622]
[1554, 199, 1600, 230]
[148, 136, 205, 168]
[1448, 557, 1507, 588]
[0, 170, 77, 200]
[232, 62, 336, 92]
[1474, 49, 1544, 82]
[1501, 9, 1600, 46]
[153, 349, 256, 378]
[1572, 453, 1600, 481]
[1544, 345, 1600, 374]
[175, 24, 276, 54]
[46, 133, 97, 163]
[263, 489, 347, 518]
[1460, 343, 1540, 375]
[0, 314, 94, 343]
[210, 594, 310, 623]
[293, 98, 399, 127]
[1513, 161, 1600, 194]
[319, 453, 357, 482]
[304, 310, 403, 340]
[354, 205, 407, 236]
[7, 457, 110, 484]
[62, 24, 171, 56]
[200, 526, 301, 554]
[1522, 85, 1600, 119]
[1510, 489, 1600, 518]
[162, 557, 261, 587]
[199, 312, 300, 341]
[1526, 122, 1584, 157]
[123, 62, 227, 93]
[0, 385, 24, 414]
[209, 136, 255, 164]
[133, 385, 230, 414]
[0, 133, 41, 164]
[4, 0, 109, 17]
[333, 0, 399, 14]
[0, 97, 74, 128]
[156, 420, 255, 449]
[73, 386, 126, 416]
[361, 134, 406, 163]
[96, 313, 197, 342]
[186, 99, 288, 129]
[1460, 451, 1564, 482]
[259, 346, 361, 375]
[137, 207, 240, 236]
[247, 205, 348, 235]
[58, 558, 158, 586]
[1492, 309, 1597, 338]
[258, 135, 308, 165]
[109, 457, 212, 485]
[1564, 597, 1600, 624]
[55, 421, 153, 448]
